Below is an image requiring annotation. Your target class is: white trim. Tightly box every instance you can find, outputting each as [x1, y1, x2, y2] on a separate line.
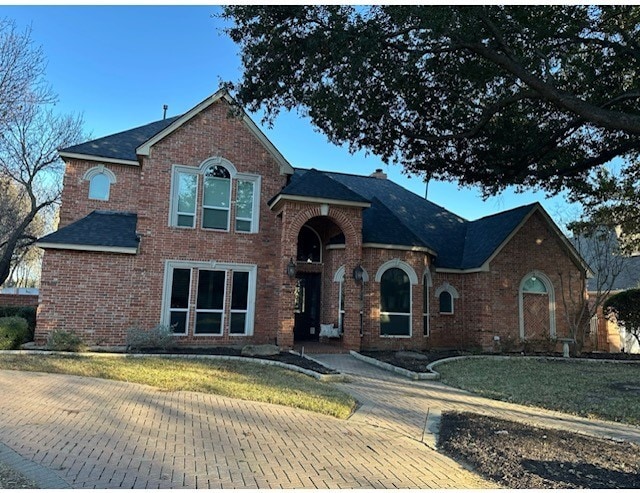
[35, 242, 137, 254]
[435, 282, 459, 315]
[199, 156, 238, 176]
[162, 265, 192, 336]
[423, 271, 431, 336]
[333, 265, 346, 282]
[235, 174, 261, 234]
[518, 270, 557, 339]
[374, 258, 419, 285]
[363, 242, 437, 256]
[435, 266, 490, 274]
[160, 260, 257, 337]
[59, 152, 139, 166]
[136, 89, 294, 175]
[194, 269, 227, 336]
[377, 261, 414, 338]
[169, 166, 199, 228]
[269, 194, 371, 210]
[83, 165, 117, 183]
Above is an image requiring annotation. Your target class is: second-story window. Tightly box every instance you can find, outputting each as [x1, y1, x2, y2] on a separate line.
[170, 158, 261, 233]
[203, 165, 231, 231]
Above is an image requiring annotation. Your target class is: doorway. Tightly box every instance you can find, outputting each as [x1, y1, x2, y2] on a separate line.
[294, 272, 321, 342]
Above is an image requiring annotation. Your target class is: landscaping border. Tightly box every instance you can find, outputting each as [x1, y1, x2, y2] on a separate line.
[0, 350, 347, 382]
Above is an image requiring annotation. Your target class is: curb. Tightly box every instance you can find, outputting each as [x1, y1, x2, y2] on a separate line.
[0, 441, 70, 489]
[0, 350, 344, 382]
[350, 351, 438, 380]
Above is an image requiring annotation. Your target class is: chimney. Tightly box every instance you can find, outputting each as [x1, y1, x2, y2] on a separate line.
[370, 168, 387, 179]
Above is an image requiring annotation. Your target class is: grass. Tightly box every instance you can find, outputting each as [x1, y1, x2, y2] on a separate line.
[436, 357, 640, 426]
[0, 354, 356, 419]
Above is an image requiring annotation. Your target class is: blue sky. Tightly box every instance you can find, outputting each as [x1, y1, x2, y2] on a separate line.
[4, 5, 582, 223]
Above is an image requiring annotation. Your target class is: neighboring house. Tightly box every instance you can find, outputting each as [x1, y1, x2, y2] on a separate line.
[36, 90, 590, 352]
[574, 231, 640, 353]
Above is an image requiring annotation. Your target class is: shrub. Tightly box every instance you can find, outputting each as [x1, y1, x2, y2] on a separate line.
[46, 329, 86, 352]
[0, 306, 36, 341]
[604, 289, 640, 349]
[126, 325, 176, 352]
[0, 317, 30, 350]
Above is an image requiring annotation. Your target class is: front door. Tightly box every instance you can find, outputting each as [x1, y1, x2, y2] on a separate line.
[294, 272, 321, 342]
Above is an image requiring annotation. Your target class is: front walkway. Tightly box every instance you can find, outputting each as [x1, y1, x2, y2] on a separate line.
[0, 369, 495, 488]
[1, 354, 638, 488]
[312, 354, 640, 445]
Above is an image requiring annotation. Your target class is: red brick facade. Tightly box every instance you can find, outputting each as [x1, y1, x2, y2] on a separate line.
[36, 95, 588, 351]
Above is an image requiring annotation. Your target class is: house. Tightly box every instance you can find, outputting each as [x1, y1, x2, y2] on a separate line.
[35, 90, 590, 352]
[573, 230, 640, 353]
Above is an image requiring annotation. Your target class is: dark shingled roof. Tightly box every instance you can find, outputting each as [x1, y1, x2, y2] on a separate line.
[273, 168, 369, 205]
[61, 116, 181, 162]
[39, 211, 139, 250]
[285, 169, 538, 269]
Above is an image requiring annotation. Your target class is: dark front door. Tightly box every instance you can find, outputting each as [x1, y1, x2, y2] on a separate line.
[294, 272, 321, 342]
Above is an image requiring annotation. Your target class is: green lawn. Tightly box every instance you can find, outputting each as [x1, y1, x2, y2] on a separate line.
[0, 354, 356, 419]
[436, 357, 640, 426]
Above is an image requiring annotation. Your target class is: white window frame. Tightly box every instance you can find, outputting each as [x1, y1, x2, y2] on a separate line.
[334, 266, 346, 330]
[169, 166, 199, 228]
[194, 269, 227, 337]
[423, 270, 432, 336]
[518, 270, 556, 339]
[375, 259, 418, 338]
[169, 158, 261, 233]
[161, 260, 257, 337]
[202, 165, 232, 232]
[235, 174, 261, 234]
[435, 282, 459, 315]
[229, 270, 253, 336]
[165, 266, 192, 337]
[84, 165, 116, 201]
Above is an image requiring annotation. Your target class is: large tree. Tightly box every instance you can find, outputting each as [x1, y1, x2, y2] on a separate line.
[0, 19, 83, 287]
[222, 5, 640, 196]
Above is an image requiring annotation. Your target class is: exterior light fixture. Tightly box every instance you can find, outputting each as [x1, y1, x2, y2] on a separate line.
[353, 264, 364, 282]
[287, 258, 297, 279]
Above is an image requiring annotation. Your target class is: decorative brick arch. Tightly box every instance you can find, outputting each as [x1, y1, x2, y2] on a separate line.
[284, 204, 361, 248]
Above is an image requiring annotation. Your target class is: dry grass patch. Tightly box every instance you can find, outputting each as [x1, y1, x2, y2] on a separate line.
[436, 357, 640, 425]
[0, 354, 355, 419]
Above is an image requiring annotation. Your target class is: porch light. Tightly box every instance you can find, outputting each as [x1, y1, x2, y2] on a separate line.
[287, 258, 297, 279]
[353, 264, 364, 282]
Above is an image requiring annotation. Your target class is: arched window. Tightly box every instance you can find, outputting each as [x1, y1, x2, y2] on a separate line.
[435, 282, 459, 315]
[297, 225, 322, 263]
[202, 165, 231, 230]
[380, 267, 411, 336]
[84, 166, 116, 201]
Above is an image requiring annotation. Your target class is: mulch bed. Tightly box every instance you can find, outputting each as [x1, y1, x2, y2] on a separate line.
[129, 346, 338, 375]
[439, 411, 640, 489]
[359, 349, 640, 373]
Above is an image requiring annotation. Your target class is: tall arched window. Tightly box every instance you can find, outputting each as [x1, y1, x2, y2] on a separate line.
[202, 165, 231, 230]
[380, 267, 411, 336]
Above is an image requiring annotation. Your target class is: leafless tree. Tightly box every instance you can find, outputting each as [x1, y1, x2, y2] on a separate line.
[559, 227, 626, 353]
[0, 18, 83, 287]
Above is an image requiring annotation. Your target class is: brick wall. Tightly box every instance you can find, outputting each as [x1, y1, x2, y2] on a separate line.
[0, 294, 39, 308]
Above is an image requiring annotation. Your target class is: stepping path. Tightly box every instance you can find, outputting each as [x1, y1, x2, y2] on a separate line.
[0, 369, 495, 488]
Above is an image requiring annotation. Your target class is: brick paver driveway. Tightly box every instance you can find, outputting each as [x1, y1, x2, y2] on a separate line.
[0, 366, 495, 489]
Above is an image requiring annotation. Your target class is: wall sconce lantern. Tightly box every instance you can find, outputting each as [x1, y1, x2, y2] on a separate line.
[353, 264, 364, 282]
[287, 258, 297, 279]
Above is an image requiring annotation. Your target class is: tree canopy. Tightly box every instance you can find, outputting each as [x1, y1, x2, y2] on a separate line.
[222, 5, 640, 195]
[604, 289, 640, 348]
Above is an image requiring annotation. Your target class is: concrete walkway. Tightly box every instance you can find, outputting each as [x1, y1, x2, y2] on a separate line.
[0, 354, 638, 488]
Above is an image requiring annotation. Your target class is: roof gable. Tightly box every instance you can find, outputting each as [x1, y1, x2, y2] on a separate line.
[59, 89, 294, 175]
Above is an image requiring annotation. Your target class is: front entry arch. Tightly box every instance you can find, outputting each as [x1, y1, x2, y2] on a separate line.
[518, 271, 556, 339]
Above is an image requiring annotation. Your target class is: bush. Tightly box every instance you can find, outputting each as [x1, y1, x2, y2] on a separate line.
[46, 329, 86, 352]
[126, 325, 176, 352]
[0, 306, 36, 341]
[0, 317, 30, 350]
